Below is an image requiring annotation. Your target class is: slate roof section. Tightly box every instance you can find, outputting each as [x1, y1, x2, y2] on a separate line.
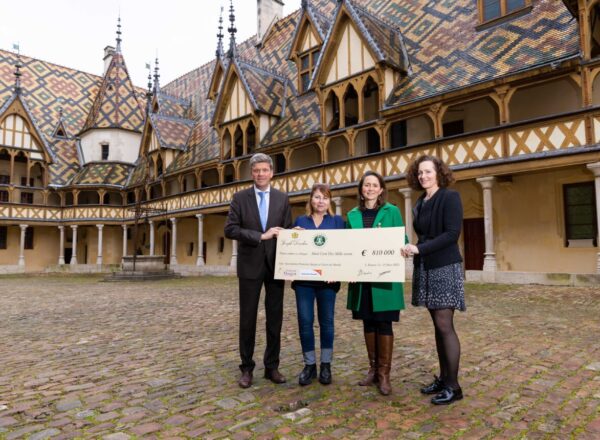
[80, 52, 145, 134]
[70, 161, 134, 187]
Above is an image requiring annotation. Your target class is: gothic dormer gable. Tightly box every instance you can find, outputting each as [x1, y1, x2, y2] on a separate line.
[208, 58, 229, 101]
[312, 0, 409, 89]
[212, 57, 287, 127]
[0, 93, 53, 163]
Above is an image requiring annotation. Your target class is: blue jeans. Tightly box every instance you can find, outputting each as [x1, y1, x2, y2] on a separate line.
[294, 284, 337, 364]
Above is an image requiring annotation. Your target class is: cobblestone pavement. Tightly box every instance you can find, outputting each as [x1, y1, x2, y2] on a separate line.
[0, 276, 598, 439]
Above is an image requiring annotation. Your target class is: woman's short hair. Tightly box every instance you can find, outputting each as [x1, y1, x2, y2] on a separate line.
[306, 183, 334, 216]
[406, 155, 455, 190]
[358, 171, 387, 211]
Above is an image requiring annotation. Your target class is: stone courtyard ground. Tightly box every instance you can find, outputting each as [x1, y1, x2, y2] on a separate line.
[0, 276, 598, 440]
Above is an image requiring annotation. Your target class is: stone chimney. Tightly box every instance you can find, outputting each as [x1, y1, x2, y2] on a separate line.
[103, 45, 115, 74]
[257, 0, 284, 40]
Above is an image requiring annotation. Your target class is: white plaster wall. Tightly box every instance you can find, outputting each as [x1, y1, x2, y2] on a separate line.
[80, 129, 142, 164]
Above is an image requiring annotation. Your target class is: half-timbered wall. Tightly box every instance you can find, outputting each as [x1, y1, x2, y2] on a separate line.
[224, 77, 252, 123]
[325, 20, 375, 85]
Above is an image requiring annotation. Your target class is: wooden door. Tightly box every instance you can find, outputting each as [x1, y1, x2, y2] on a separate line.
[463, 218, 484, 270]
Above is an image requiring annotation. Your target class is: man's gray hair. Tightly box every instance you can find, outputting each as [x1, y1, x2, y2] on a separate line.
[249, 153, 273, 169]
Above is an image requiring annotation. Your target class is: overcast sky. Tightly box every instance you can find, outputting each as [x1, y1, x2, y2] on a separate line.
[0, 0, 302, 87]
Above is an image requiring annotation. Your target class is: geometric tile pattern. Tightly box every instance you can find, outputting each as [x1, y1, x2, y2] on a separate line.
[80, 52, 145, 133]
[151, 114, 194, 151]
[70, 162, 134, 186]
[261, 92, 321, 146]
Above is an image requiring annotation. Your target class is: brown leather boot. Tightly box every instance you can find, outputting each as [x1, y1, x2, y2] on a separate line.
[377, 334, 393, 396]
[358, 331, 378, 386]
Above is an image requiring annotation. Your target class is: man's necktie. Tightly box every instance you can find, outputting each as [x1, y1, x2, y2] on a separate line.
[258, 191, 267, 232]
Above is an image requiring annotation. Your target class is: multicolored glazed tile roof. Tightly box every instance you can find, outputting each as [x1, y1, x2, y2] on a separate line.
[0, 0, 583, 186]
[261, 91, 321, 147]
[80, 52, 145, 134]
[70, 161, 133, 187]
[150, 114, 194, 151]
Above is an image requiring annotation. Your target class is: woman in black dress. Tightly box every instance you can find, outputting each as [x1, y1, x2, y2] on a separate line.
[401, 155, 466, 405]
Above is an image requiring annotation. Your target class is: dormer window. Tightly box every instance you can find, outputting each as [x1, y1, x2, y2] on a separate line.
[299, 47, 320, 92]
[101, 143, 109, 160]
[478, 0, 531, 26]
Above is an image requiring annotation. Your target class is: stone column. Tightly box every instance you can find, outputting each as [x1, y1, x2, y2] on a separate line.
[586, 162, 600, 273]
[332, 196, 343, 216]
[70, 225, 78, 265]
[18, 224, 27, 267]
[398, 188, 414, 277]
[149, 220, 155, 256]
[58, 225, 65, 265]
[230, 239, 238, 267]
[170, 218, 178, 265]
[196, 214, 205, 266]
[96, 224, 104, 266]
[477, 177, 497, 272]
[122, 224, 128, 257]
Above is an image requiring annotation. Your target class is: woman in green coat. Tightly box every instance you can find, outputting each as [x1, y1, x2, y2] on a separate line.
[346, 171, 405, 396]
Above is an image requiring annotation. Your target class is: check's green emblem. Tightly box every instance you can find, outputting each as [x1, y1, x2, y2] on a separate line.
[313, 235, 326, 247]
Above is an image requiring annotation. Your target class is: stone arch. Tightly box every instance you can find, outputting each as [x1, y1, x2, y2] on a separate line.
[223, 163, 235, 183]
[442, 96, 499, 137]
[509, 77, 582, 123]
[289, 144, 321, 170]
[343, 84, 359, 127]
[222, 128, 232, 159]
[247, 120, 257, 154]
[234, 125, 244, 157]
[201, 168, 219, 187]
[355, 128, 380, 156]
[325, 90, 340, 131]
[362, 76, 380, 122]
[327, 136, 350, 162]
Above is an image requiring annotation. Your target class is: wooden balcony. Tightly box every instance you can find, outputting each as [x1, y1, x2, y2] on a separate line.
[1, 108, 599, 223]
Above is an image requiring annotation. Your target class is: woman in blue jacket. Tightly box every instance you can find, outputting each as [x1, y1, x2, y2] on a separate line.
[292, 183, 345, 386]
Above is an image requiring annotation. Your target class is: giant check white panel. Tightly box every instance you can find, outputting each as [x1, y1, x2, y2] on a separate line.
[275, 227, 405, 283]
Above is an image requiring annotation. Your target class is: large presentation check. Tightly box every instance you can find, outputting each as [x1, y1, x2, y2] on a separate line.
[274, 227, 405, 283]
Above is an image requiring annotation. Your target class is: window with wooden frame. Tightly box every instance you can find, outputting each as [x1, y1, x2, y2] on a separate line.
[478, 0, 531, 26]
[20, 192, 33, 204]
[24, 227, 34, 250]
[0, 190, 8, 202]
[298, 47, 320, 93]
[564, 182, 597, 247]
[0, 226, 7, 249]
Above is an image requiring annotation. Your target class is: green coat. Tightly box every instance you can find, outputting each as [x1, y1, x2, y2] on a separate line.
[346, 203, 405, 313]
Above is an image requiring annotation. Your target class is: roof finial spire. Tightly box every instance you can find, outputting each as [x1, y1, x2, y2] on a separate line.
[216, 6, 225, 58]
[13, 43, 22, 94]
[146, 62, 153, 114]
[153, 56, 160, 94]
[116, 15, 122, 52]
[227, 0, 237, 58]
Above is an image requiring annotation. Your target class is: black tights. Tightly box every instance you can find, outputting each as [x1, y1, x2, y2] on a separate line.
[363, 320, 393, 336]
[429, 308, 461, 389]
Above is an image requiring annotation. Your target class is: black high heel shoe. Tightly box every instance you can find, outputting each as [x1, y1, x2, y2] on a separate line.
[298, 364, 317, 386]
[420, 376, 444, 395]
[431, 386, 463, 405]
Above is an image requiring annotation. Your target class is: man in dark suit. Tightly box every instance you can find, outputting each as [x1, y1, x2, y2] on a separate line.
[224, 153, 292, 388]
